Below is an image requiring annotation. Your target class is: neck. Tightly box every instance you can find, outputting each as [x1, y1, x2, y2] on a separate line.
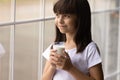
[65, 33, 74, 42]
[65, 33, 76, 49]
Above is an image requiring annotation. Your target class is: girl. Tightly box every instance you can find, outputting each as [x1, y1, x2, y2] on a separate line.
[42, 0, 104, 80]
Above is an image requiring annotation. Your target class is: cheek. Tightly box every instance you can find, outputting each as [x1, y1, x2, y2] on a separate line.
[69, 21, 76, 27]
[54, 18, 58, 26]
[68, 21, 77, 30]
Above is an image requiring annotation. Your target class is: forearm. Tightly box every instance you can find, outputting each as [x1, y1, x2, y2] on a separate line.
[42, 65, 56, 80]
[68, 66, 94, 80]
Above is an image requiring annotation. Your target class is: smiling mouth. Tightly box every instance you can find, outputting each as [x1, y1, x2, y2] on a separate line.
[60, 26, 64, 27]
[59, 26, 66, 29]
[59, 25, 66, 27]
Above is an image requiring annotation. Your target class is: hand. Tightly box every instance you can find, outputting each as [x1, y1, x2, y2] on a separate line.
[49, 49, 56, 68]
[49, 50, 73, 71]
[56, 51, 74, 71]
[49, 49, 60, 68]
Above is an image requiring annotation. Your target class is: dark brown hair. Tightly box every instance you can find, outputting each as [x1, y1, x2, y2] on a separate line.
[53, 0, 92, 53]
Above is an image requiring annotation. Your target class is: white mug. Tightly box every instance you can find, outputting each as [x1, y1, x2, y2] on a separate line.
[53, 44, 65, 54]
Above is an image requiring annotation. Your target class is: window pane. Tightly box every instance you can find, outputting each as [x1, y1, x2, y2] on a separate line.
[14, 23, 39, 80]
[45, 0, 55, 18]
[42, 20, 55, 75]
[43, 20, 55, 50]
[0, 26, 11, 80]
[115, 0, 119, 7]
[16, 0, 40, 21]
[92, 11, 119, 79]
[89, 0, 119, 11]
[0, 0, 12, 23]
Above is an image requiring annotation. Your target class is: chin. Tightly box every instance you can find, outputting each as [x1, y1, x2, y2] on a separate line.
[59, 30, 66, 34]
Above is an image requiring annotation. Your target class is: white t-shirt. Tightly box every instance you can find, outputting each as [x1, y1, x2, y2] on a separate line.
[42, 41, 102, 80]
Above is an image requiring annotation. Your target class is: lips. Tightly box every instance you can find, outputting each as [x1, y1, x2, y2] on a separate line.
[58, 25, 66, 28]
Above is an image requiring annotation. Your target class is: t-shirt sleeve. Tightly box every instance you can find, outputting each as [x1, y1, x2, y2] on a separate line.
[42, 44, 53, 60]
[87, 43, 102, 68]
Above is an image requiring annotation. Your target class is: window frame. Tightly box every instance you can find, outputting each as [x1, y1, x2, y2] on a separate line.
[0, 0, 120, 80]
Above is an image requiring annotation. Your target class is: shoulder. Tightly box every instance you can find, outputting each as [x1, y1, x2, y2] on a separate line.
[87, 41, 97, 48]
[85, 41, 99, 51]
[82, 41, 100, 56]
[85, 42, 102, 68]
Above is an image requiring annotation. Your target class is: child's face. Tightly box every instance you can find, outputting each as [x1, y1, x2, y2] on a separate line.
[55, 13, 77, 35]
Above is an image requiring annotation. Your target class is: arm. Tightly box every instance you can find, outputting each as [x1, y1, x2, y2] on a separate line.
[42, 49, 59, 80]
[67, 63, 104, 80]
[42, 60, 56, 80]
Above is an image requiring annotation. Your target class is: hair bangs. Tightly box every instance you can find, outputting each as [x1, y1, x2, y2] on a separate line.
[53, 0, 77, 14]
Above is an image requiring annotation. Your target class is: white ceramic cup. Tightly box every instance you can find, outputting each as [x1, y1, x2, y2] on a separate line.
[53, 45, 65, 54]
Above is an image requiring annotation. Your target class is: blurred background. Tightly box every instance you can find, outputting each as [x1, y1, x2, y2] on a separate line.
[0, 0, 120, 80]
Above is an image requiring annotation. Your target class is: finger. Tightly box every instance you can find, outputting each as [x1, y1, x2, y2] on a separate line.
[50, 55, 59, 62]
[50, 49, 57, 54]
[50, 49, 57, 57]
[56, 62, 62, 66]
[51, 59, 58, 65]
[63, 51, 70, 59]
[51, 58, 63, 66]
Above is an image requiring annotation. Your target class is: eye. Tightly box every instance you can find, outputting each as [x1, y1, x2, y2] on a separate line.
[63, 14, 71, 18]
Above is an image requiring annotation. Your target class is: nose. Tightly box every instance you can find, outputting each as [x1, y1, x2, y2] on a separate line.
[58, 16, 64, 24]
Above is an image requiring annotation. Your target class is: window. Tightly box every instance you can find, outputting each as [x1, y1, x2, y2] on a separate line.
[0, 0, 120, 80]
[89, 0, 120, 80]
[0, 0, 55, 80]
